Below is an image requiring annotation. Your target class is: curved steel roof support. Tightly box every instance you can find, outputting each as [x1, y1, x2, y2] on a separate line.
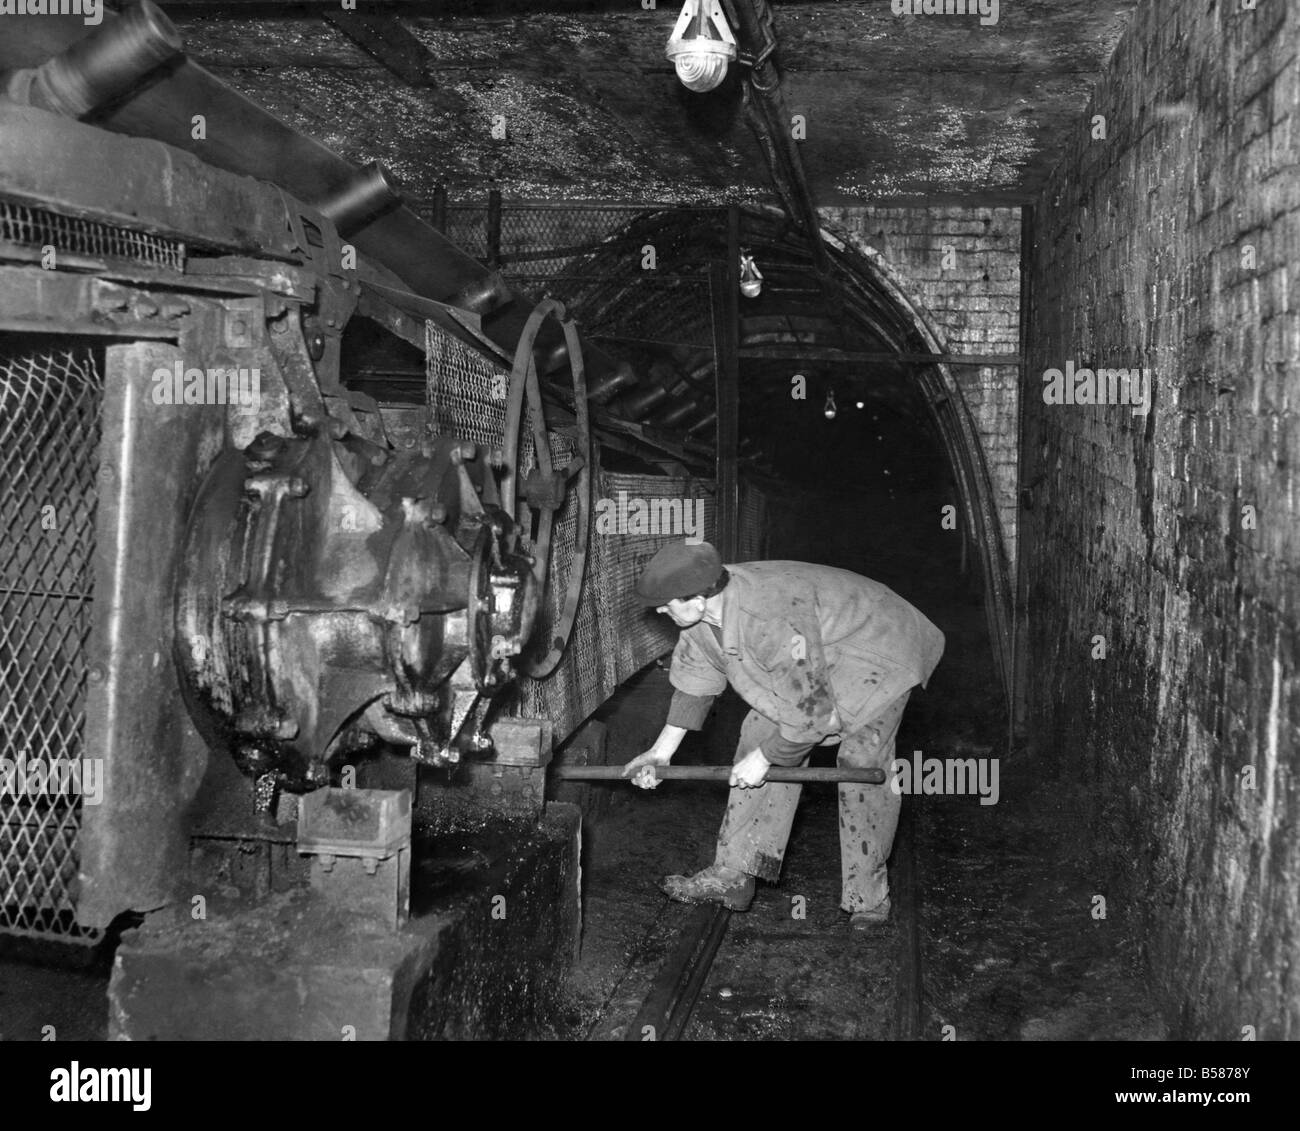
[548, 206, 1015, 695]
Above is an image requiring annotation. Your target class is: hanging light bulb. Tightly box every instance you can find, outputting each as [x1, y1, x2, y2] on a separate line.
[738, 250, 763, 298]
[666, 0, 738, 93]
[855, 400, 865, 409]
[824, 389, 837, 420]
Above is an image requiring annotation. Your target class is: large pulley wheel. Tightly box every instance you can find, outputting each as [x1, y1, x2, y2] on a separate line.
[499, 298, 592, 679]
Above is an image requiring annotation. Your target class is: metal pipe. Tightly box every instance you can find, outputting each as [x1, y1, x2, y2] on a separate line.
[652, 395, 702, 429]
[447, 272, 513, 317]
[586, 364, 638, 402]
[620, 382, 674, 420]
[5, 0, 182, 119]
[540, 338, 571, 375]
[314, 161, 403, 238]
[551, 766, 887, 784]
[686, 409, 718, 436]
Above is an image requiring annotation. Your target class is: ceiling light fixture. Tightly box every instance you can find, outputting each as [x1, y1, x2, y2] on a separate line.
[824, 389, 837, 420]
[666, 0, 738, 93]
[738, 250, 763, 298]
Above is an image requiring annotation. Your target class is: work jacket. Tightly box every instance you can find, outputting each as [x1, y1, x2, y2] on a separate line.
[667, 561, 945, 761]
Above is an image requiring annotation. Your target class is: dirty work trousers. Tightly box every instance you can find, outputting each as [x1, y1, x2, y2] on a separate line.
[713, 690, 911, 914]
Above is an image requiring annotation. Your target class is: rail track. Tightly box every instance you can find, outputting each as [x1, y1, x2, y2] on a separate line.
[580, 793, 924, 1042]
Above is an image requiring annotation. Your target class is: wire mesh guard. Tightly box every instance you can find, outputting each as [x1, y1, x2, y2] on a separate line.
[434, 203, 715, 351]
[441, 204, 642, 277]
[426, 321, 592, 734]
[0, 343, 104, 942]
[0, 196, 185, 272]
[737, 480, 769, 561]
[590, 473, 717, 691]
[425, 320, 721, 741]
[423, 203, 766, 735]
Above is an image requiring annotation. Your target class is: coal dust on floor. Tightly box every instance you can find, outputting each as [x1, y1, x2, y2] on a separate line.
[561, 482, 1166, 1041]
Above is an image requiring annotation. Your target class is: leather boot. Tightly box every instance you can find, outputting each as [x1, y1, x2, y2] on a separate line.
[848, 897, 892, 929]
[660, 864, 755, 911]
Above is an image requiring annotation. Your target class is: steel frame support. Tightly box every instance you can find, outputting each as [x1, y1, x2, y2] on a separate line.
[712, 204, 742, 561]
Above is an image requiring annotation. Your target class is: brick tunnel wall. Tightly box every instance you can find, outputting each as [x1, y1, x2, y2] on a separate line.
[821, 205, 1022, 571]
[1021, 0, 1298, 1037]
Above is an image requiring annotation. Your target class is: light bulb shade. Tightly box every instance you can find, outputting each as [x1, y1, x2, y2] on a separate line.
[666, 0, 737, 93]
[739, 252, 763, 298]
[824, 390, 837, 420]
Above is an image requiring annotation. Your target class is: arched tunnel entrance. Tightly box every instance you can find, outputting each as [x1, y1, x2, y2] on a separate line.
[528, 204, 1044, 1041]
[554, 204, 1014, 702]
[2, 0, 1294, 1068]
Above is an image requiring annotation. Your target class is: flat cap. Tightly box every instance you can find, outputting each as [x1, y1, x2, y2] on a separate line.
[634, 541, 723, 606]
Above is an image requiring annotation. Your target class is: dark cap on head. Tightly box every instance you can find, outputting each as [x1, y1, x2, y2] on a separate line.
[634, 541, 724, 607]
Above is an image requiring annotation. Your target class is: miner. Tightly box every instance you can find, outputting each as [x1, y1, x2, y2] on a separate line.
[622, 542, 944, 927]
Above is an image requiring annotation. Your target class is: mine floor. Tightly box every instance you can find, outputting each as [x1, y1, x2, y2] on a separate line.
[0, 497, 1166, 1042]
[556, 498, 1167, 1041]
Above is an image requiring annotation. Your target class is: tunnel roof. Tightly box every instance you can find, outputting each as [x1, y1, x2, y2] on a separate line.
[165, 0, 1137, 206]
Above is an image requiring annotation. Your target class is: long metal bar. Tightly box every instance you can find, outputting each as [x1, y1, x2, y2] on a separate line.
[552, 765, 888, 784]
[739, 346, 1025, 368]
[625, 903, 731, 1042]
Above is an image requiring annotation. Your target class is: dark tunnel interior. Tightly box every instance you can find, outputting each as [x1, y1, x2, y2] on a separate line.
[0, 0, 1295, 1077]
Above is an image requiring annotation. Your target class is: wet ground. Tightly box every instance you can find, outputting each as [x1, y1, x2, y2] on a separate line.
[558, 483, 1167, 1041]
[0, 482, 1167, 1041]
[559, 686, 904, 1041]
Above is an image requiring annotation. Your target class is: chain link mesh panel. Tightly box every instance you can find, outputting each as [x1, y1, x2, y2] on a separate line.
[737, 480, 770, 561]
[416, 203, 747, 736]
[0, 342, 104, 943]
[423, 319, 725, 740]
[438, 204, 643, 277]
[425, 320, 598, 738]
[429, 203, 715, 351]
[0, 197, 185, 271]
[589, 474, 717, 691]
[425, 319, 551, 476]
